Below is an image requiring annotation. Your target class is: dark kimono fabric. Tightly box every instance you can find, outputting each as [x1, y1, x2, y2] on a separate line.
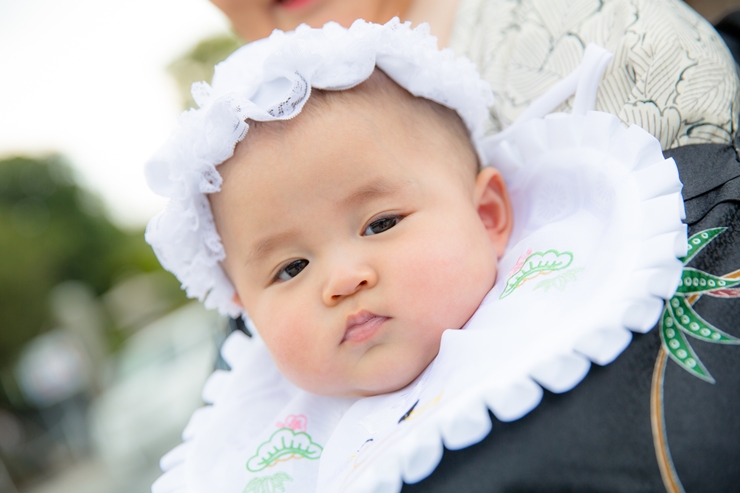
[403, 141, 740, 493]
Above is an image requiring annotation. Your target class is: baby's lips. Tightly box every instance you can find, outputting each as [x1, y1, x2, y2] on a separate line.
[343, 310, 389, 344]
[346, 309, 378, 330]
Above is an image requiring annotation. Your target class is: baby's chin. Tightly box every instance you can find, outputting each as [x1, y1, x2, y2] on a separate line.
[294, 339, 450, 398]
[309, 375, 422, 399]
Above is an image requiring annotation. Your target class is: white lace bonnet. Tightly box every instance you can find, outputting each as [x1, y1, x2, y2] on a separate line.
[144, 18, 494, 317]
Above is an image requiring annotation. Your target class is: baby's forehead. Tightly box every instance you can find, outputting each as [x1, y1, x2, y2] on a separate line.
[233, 69, 478, 176]
[216, 82, 475, 204]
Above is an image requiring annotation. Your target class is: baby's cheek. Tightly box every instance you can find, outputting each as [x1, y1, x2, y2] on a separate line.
[400, 228, 495, 327]
[257, 311, 321, 385]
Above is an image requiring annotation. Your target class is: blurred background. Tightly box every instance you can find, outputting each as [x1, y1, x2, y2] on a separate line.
[0, 1, 241, 492]
[0, 1, 736, 492]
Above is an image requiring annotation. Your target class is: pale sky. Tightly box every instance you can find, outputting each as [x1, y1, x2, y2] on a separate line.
[0, 0, 231, 229]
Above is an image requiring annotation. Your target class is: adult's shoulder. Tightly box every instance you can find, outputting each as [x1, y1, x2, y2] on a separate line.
[449, 0, 740, 150]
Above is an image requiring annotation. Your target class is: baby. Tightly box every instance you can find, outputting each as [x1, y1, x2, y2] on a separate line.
[149, 20, 689, 493]
[146, 19, 512, 400]
[209, 69, 512, 397]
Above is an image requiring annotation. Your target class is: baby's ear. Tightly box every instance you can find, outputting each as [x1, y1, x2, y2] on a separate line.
[232, 292, 245, 309]
[474, 167, 513, 258]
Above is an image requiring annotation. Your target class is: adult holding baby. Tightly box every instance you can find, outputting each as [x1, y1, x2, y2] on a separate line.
[206, 1, 740, 492]
[211, 0, 740, 149]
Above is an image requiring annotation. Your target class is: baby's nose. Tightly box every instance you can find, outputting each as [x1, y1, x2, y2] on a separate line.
[323, 265, 377, 305]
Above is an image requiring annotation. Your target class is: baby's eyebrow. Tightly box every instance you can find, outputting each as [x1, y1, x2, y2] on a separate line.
[341, 177, 402, 208]
[245, 230, 300, 266]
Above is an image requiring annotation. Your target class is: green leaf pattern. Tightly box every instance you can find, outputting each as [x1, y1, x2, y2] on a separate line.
[534, 268, 584, 292]
[660, 307, 715, 383]
[679, 227, 726, 264]
[668, 296, 740, 344]
[247, 428, 322, 472]
[676, 267, 740, 294]
[659, 228, 740, 383]
[500, 250, 573, 299]
[243, 473, 293, 493]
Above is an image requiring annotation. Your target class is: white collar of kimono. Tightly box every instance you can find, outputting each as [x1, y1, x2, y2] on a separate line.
[152, 44, 686, 493]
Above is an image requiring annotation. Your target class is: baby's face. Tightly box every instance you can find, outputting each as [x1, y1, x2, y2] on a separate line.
[211, 94, 512, 398]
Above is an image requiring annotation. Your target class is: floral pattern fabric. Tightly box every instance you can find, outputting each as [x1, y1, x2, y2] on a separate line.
[450, 0, 740, 149]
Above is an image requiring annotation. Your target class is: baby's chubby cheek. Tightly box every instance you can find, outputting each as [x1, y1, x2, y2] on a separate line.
[249, 303, 364, 396]
[396, 226, 498, 334]
[253, 313, 334, 392]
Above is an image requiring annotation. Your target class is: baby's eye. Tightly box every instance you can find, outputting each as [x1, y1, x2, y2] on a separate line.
[275, 259, 309, 282]
[363, 215, 402, 236]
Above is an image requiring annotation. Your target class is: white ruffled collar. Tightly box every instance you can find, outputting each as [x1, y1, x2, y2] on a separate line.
[152, 46, 686, 493]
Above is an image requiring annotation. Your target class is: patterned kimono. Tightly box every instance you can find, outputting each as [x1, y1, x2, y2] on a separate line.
[449, 0, 740, 149]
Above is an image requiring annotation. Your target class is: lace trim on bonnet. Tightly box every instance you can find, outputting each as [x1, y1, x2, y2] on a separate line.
[144, 18, 494, 318]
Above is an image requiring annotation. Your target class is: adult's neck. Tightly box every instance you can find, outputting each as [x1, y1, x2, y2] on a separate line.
[403, 0, 460, 48]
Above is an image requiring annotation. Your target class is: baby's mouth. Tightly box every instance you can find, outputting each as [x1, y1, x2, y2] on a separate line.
[343, 310, 389, 344]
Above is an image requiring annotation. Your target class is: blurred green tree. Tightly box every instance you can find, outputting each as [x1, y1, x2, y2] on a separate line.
[0, 32, 244, 395]
[0, 155, 180, 369]
[168, 32, 244, 109]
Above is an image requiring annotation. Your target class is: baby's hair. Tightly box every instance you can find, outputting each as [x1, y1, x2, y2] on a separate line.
[245, 69, 480, 178]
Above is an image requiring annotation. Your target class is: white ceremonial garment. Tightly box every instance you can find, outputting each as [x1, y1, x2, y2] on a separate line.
[152, 44, 686, 493]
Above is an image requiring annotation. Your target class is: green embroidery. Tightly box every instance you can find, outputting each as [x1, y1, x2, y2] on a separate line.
[659, 229, 740, 383]
[660, 307, 714, 383]
[500, 249, 573, 299]
[247, 428, 322, 472]
[668, 296, 740, 344]
[534, 268, 584, 292]
[676, 267, 740, 294]
[244, 473, 293, 493]
[679, 227, 725, 264]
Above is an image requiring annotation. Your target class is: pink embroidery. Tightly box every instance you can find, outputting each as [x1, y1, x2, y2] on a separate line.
[276, 414, 308, 432]
[509, 248, 532, 276]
